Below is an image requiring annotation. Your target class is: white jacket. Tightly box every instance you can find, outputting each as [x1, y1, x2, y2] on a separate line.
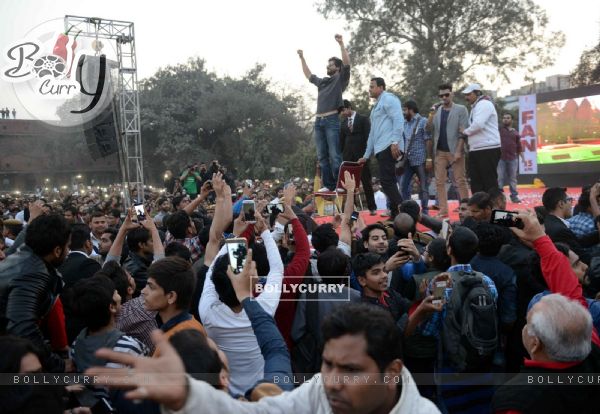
[164, 367, 440, 414]
[463, 98, 501, 152]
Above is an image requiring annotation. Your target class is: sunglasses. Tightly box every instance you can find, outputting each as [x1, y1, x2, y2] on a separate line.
[438, 93, 450, 98]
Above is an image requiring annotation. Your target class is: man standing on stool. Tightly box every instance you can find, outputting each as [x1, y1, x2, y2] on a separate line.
[498, 113, 524, 203]
[297, 34, 350, 192]
[340, 99, 377, 215]
[358, 78, 404, 218]
[460, 83, 502, 193]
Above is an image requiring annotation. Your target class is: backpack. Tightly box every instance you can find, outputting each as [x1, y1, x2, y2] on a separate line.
[441, 270, 498, 372]
[291, 290, 322, 377]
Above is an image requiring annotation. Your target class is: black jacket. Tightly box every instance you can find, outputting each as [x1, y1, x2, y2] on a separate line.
[0, 245, 65, 372]
[544, 214, 598, 265]
[340, 112, 371, 161]
[58, 251, 101, 290]
[493, 344, 600, 414]
[123, 252, 152, 296]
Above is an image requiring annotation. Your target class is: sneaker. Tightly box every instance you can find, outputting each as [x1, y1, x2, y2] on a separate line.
[381, 210, 391, 217]
[317, 187, 331, 192]
[335, 188, 346, 193]
[511, 196, 521, 203]
[369, 209, 377, 216]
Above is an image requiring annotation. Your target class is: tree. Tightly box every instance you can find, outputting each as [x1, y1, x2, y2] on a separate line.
[138, 59, 311, 180]
[317, 0, 564, 109]
[571, 42, 600, 87]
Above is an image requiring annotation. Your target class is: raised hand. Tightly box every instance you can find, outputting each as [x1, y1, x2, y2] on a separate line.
[297, 49, 304, 59]
[334, 34, 343, 44]
[510, 210, 545, 243]
[233, 212, 249, 237]
[282, 184, 297, 206]
[341, 170, 356, 192]
[123, 207, 141, 231]
[211, 172, 225, 196]
[226, 249, 256, 302]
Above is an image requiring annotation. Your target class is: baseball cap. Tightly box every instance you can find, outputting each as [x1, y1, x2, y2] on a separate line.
[462, 83, 482, 94]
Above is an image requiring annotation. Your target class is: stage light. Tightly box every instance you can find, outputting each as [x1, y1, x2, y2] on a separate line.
[76, 174, 82, 179]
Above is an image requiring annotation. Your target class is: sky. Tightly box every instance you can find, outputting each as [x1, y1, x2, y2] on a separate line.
[0, 0, 598, 120]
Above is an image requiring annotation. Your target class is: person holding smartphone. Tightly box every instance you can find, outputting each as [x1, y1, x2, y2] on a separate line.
[179, 165, 202, 199]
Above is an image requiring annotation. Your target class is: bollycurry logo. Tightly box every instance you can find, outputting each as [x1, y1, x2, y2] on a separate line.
[1, 18, 118, 128]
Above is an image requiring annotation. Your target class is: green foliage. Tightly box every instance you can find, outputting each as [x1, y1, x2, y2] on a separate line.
[317, 0, 564, 110]
[571, 42, 600, 87]
[138, 59, 311, 180]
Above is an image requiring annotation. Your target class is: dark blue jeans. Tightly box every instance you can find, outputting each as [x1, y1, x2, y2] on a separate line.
[400, 163, 429, 212]
[314, 114, 342, 189]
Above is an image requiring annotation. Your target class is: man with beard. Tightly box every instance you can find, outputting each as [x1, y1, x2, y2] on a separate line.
[399, 100, 431, 214]
[298, 34, 350, 192]
[0, 215, 72, 372]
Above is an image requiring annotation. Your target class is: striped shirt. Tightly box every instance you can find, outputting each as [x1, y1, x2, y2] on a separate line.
[115, 296, 158, 354]
[70, 333, 148, 412]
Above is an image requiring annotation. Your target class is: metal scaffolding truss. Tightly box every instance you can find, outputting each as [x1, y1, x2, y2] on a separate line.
[64, 15, 144, 206]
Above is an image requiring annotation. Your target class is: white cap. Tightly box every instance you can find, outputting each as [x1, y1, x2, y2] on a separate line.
[462, 83, 482, 94]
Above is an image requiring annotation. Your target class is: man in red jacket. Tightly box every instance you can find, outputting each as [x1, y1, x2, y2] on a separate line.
[272, 185, 311, 350]
[492, 211, 600, 414]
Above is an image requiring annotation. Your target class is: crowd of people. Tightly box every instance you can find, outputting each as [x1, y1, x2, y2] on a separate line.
[0, 33, 599, 414]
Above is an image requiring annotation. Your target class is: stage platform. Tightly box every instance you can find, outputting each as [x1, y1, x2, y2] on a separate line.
[313, 187, 582, 230]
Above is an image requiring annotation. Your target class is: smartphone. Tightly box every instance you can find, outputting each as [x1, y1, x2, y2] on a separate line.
[350, 211, 360, 222]
[491, 209, 523, 228]
[286, 223, 294, 242]
[440, 219, 450, 239]
[134, 203, 146, 221]
[226, 238, 248, 274]
[242, 200, 256, 223]
[432, 281, 447, 305]
[266, 202, 284, 216]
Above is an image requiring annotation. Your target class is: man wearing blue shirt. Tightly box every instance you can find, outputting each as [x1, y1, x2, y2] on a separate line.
[358, 77, 404, 217]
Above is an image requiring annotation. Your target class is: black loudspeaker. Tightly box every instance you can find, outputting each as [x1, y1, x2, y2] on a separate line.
[84, 103, 119, 160]
[83, 101, 119, 160]
[79, 54, 120, 160]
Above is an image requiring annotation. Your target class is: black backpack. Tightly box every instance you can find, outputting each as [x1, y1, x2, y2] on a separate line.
[442, 270, 498, 372]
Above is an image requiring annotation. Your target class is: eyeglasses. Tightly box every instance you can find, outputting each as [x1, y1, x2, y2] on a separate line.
[438, 93, 450, 98]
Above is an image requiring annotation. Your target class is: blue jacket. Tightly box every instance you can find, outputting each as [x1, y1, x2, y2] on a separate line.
[363, 91, 404, 158]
